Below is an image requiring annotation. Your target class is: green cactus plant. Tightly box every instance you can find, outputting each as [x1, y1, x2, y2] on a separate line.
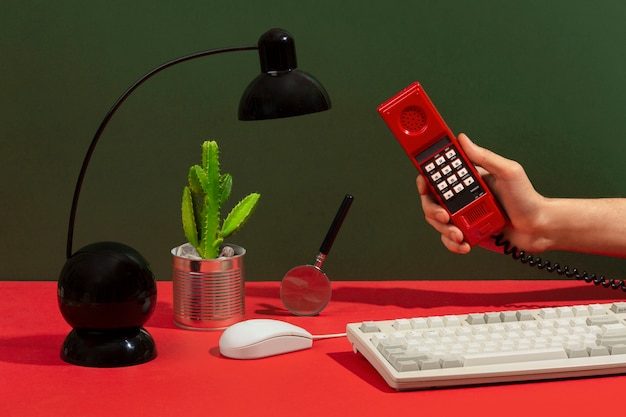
[181, 140, 260, 259]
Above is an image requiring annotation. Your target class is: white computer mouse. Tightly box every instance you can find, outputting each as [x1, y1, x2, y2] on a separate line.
[219, 319, 313, 359]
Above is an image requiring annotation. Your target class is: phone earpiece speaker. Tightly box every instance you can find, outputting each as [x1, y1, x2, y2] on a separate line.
[400, 105, 427, 134]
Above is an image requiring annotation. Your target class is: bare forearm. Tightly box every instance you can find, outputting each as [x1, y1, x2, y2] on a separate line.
[539, 198, 626, 257]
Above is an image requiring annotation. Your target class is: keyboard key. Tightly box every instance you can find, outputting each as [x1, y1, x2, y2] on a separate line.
[395, 360, 419, 372]
[566, 347, 588, 358]
[444, 315, 462, 327]
[601, 323, 626, 336]
[462, 348, 567, 367]
[539, 308, 558, 319]
[466, 313, 485, 325]
[427, 317, 445, 328]
[609, 344, 626, 355]
[375, 339, 401, 353]
[610, 302, 626, 314]
[586, 316, 619, 326]
[410, 318, 428, 329]
[441, 358, 463, 368]
[588, 346, 610, 357]
[516, 310, 535, 321]
[390, 352, 429, 371]
[573, 305, 590, 317]
[359, 322, 379, 333]
[484, 312, 501, 323]
[392, 319, 411, 330]
[383, 347, 404, 360]
[589, 304, 605, 315]
[500, 311, 518, 322]
[419, 359, 441, 370]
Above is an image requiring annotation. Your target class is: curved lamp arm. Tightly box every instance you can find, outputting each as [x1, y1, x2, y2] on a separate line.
[65, 45, 257, 258]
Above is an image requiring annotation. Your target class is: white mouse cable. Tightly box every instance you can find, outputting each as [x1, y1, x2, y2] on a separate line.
[311, 332, 347, 340]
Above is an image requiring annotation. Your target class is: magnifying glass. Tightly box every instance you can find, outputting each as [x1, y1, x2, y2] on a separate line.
[280, 194, 354, 316]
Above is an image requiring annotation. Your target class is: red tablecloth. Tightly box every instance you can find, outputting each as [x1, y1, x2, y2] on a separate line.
[1, 280, 625, 416]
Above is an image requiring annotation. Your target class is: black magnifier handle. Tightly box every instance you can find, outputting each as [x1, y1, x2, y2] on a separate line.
[319, 194, 354, 256]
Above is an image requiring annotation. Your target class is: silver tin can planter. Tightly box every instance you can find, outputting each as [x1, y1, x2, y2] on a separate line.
[171, 244, 245, 330]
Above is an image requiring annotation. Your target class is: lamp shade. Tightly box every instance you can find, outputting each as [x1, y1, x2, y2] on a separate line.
[238, 29, 331, 120]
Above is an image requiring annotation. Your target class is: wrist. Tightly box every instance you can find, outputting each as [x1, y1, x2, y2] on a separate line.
[501, 195, 555, 254]
[533, 197, 560, 252]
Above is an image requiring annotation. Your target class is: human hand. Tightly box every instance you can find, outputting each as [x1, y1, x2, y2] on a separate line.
[417, 133, 548, 254]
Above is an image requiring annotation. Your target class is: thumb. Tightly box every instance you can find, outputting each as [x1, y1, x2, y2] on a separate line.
[457, 133, 513, 177]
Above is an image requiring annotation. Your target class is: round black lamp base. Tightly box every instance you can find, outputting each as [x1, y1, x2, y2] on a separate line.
[61, 327, 157, 368]
[58, 242, 158, 368]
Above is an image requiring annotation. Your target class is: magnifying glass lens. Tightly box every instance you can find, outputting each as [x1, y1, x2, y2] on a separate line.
[280, 266, 331, 316]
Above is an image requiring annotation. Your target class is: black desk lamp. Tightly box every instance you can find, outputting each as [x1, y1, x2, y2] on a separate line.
[58, 28, 331, 367]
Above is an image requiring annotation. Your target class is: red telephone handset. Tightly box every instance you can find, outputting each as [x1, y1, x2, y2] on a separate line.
[378, 82, 506, 246]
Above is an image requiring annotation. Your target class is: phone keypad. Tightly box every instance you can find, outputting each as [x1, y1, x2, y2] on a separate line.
[421, 145, 485, 214]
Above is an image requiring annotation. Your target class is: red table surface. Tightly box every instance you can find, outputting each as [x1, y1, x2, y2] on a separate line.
[1, 279, 625, 416]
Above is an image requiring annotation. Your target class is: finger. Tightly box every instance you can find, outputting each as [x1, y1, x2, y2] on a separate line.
[424, 216, 465, 245]
[416, 175, 429, 195]
[417, 176, 451, 224]
[441, 234, 472, 254]
[420, 193, 450, 224]
[424, 214, 450, 235]
[458, 133, 515, 177]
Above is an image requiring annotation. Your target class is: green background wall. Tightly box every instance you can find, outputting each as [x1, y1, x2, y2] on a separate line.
[3, 0, 626, 283]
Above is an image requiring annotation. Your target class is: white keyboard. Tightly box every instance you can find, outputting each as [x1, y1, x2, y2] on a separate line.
[346, 302, 626, 390]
